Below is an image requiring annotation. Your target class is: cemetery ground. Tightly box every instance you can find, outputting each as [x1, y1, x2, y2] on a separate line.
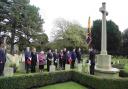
[1, 55, 128, 89]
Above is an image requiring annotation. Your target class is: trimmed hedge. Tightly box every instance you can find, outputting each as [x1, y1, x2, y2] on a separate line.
[0, 71, 72, 89]
[72, 71, 128, 89]
[119, 69, 128, 77]
[1, 70, 128, 89]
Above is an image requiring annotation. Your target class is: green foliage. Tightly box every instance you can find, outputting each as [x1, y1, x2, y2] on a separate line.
[122, 28, 128, 56]
[0, 71, 72, 89]
[72, 71, 128, 89]
[124, 64, 128, 72]
[51, 18, 88, 52]
[119, 69, 128, 77]
[1, 71, 128, 89]
[92, 20, 121, 54]
[0, 0, 46, 53]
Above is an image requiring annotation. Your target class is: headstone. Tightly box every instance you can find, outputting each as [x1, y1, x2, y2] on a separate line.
[4, 67, 14, 77]
[18, 62, 25, 73]
[50, 65, 55, 72]
[77, 63, 82, 72]
[65, 64, 70, 70]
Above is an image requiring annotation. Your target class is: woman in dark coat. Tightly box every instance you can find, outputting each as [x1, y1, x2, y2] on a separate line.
[31, 48, 37, 73]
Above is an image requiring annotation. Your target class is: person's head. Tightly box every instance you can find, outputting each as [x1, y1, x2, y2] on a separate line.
[49, 49, 51, 53]
[73, 48, 75, 52]
[89, 47, 93, 52]
[32, 47, 36, 53]
[64, 48, 66, 51]
[60, 49, 63, 52]
[55, 49, 57, 53]
[78, 48, 81, 51]
[40, 51, 44, 54]
[67, 50, 70, 54]
[26, 47, 30, 52]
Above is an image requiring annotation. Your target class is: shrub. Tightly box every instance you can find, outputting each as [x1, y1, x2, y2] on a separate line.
[1, 70, 128, 89]
[72, 71, 128, 89]
[0, 71, 72, 89]
[119, 69, 128, 77]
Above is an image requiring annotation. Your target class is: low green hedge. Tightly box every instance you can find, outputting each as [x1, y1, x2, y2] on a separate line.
[119, 69, 128, 77]
[72, 71, 128, 89]
[1, 70, 128, 89]
[0, 71, 72, 89]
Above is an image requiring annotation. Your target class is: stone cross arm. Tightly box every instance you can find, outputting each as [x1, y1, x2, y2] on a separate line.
[99, 3, 108, 16]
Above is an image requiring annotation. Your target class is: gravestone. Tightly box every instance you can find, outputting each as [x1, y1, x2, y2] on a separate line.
[4, 67, 14, 77]
[65, 64, 70, 70]
[82, 59, 90, 73]
[18, 62, 25, 73]
[77, 63, 82, 72]
[50, 65, 55, 72]
[50, 59, 55, 72]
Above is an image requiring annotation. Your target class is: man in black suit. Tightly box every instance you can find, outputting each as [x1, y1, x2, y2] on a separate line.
[47, 49, 53, 71]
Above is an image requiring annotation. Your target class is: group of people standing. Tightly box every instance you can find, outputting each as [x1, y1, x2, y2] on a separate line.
[46, 48, 82, 71]
[24, 47, 82, 73]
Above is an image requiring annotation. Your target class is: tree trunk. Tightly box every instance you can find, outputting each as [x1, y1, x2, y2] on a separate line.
[10, 28, 15, 54]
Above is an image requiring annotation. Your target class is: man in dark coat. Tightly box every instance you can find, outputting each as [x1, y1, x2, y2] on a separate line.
[0, 37, 6, 76]
[62, 48, 67, 70]
[76, 48, 82, 63]
[53, 49, 59, 69]
[31, 48, 37, 73]
[71, 48, 77, 69]
[47, 49, 53, 71]
[89, 47, 95, 75]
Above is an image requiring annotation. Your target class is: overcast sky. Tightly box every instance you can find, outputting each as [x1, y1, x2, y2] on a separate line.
[30, 0, 128, 40]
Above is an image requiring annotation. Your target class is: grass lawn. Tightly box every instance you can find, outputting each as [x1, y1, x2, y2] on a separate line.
[38, 81, 89, 89]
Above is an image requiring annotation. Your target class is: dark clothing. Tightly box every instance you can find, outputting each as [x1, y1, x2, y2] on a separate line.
[31, 52, 37, 73]
[76, 51, 82, 63]
[24, 51, 31, 73]
[0, 63, 5, 76]
[47, 52, 53, 71]
[89, 50, 95, 75]
[53, 52, 59, 68]
[62, 51, 67, 70]
[71, 51, 77, 69]
[59, 52, 63, 69]
[67, 52, 72, 64]
[0, 48, 6, 76]
[0, 48, 6, 63]
[39, 65, 44, 69]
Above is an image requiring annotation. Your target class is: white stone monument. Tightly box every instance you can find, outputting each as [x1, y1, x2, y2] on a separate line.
[49, 59, 55, 72]
[95, 2, 119, 78]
